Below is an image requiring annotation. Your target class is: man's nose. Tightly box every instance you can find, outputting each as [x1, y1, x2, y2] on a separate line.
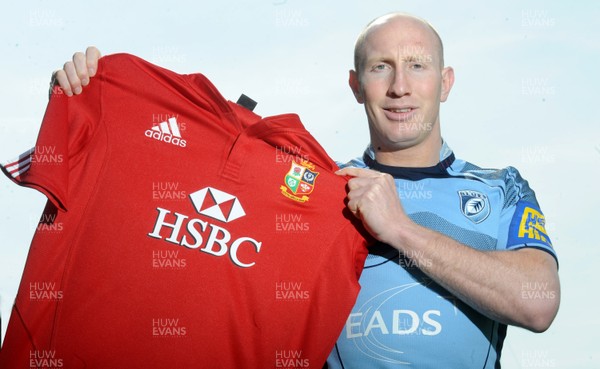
[388, 69, 411, 98]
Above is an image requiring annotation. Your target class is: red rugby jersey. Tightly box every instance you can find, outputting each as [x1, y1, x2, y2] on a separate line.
[0, 54, 369, 369]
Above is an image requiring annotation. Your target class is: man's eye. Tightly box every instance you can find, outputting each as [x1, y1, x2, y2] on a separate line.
[371, 64, 388, 71]
[411, 63, 423, 70]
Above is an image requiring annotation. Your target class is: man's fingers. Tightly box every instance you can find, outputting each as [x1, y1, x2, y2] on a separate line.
[346, 176, 371, 192]
[85, 46, 101, 77]
[52, 69, 72, 96]
[345, 178, 373, 215]
[342, 168, 397, 218]
[347, 198, 361, 218]
[72, 51, 89, 87]
[339, 168, 392, 194]
[49, 47, 102, 98]
[335, 166, 384, 178]
[63, 61, 81, 95]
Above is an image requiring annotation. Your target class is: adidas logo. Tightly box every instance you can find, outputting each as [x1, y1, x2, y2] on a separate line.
[145, 117, 187, 148]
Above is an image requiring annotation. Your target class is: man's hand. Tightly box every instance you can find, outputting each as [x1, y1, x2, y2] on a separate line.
[51, 46, 102, 97]
[336, 167, 407, 244]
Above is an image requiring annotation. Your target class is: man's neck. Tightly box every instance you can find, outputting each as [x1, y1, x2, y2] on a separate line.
[373, 136, 442, 168]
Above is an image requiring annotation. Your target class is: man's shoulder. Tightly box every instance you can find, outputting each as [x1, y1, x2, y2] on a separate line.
[450, 159, 538, 207]
[336, 156, 367, 170]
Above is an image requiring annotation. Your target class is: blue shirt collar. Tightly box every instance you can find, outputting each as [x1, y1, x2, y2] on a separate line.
[362, 140, 455, 180]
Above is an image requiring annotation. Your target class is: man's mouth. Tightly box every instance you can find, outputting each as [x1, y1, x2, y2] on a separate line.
[383, 106, 417, 121]
[387, 107, 413, 113]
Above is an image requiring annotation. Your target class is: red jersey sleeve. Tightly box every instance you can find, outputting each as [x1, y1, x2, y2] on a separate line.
[1, 66, 102, 211]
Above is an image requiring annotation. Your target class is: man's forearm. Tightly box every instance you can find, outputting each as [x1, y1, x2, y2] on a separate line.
[388, 220, 560, 332]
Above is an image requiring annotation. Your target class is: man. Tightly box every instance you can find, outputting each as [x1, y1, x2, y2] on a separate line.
[52, 12, 559, 368]
[328, 13, 559, 368]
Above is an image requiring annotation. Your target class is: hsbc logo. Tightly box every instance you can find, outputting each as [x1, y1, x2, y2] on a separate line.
[189, 187, 245, 223]
[148, 187, 262, 268]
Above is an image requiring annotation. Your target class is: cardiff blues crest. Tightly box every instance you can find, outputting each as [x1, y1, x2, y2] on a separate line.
[458, 190, 490, 224]
[280, 160, 319, 203]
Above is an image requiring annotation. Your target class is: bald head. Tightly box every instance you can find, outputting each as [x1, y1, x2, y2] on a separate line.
[354, 13, 445, 74]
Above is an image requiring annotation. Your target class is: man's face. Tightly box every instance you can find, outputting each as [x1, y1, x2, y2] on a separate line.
[350, 17, 454, 156]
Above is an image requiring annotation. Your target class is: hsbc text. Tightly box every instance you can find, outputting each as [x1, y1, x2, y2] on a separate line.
[148, 207, 262, 268]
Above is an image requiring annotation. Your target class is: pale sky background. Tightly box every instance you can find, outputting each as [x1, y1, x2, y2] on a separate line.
[0, 1, 598, 367]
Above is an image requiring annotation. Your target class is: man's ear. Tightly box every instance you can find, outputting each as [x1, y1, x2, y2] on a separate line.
[349, 70, 364, 104]
[440, 66, 455, 102]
